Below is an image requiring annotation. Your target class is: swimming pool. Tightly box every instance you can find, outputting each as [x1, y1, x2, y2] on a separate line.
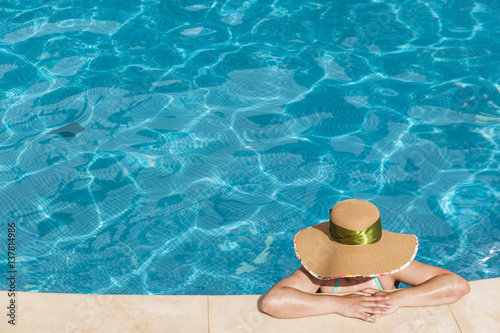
[0, 0, 498, 295]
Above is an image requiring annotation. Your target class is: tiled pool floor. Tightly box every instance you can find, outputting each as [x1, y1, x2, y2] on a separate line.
[1, 278, 498, 332]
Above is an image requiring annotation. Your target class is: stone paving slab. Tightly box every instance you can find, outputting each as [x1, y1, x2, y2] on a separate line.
[449, 277, 500, 333]
[0, 292, 208, 333]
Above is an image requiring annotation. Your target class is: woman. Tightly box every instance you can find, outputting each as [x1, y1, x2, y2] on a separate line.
[260, 199, 470, 323]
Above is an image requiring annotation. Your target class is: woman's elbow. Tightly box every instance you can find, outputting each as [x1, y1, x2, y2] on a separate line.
[448, 275, 470, 302]
[456, 277, 470, 298]
[259, 292, 285, 318]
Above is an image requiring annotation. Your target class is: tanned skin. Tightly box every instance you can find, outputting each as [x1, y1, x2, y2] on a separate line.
[259, 261, 470, 323]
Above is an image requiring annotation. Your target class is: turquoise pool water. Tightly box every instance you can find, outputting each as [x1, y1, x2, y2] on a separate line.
[0, 0, 498, 295]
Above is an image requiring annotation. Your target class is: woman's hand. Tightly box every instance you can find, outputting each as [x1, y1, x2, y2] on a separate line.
[360, 288, 402, 318]
[336, 293, 393, 323]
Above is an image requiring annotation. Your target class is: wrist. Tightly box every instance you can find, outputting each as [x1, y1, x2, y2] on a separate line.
[328, 295, 345, 315]
[388, 289, 407, 308]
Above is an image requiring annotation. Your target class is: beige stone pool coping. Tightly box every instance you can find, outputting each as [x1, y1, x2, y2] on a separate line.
[1, 277, 498, 332]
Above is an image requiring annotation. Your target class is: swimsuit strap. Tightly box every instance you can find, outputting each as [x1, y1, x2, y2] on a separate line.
[333, 278, 340, 293]
[374, 276, 383, 291]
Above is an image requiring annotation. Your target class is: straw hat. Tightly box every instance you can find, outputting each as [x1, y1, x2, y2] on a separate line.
[294, 199, 418, 280]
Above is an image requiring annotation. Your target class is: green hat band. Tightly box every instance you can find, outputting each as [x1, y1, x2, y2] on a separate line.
[329, 217, 382, 245]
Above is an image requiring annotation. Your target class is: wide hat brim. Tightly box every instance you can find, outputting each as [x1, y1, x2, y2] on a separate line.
[294, 221, 418, 279]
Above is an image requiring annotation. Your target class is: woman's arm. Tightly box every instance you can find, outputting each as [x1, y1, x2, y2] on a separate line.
[362, 261, 470, 316]
[260, 267, 392, 323]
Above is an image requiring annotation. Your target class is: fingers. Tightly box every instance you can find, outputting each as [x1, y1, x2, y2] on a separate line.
[369, 295, 390, 301]
[362, 314, 377, 323]
[366, 302, 392, 312]
[361, 300, 392, 317]
[370, 300, 392, 308]
[360, 295, 389, 304]
[341, 295, 393, 323]
[358, 307, 387, 323]
[360, 301, 392, 322]
[361, 302, 390, 313]
[369, 308, 389, 315]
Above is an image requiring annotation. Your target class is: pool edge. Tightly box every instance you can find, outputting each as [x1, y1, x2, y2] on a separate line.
[1, 277, 499, 332]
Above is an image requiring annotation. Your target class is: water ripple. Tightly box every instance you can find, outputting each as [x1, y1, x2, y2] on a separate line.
[0, 0, 498, 295]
